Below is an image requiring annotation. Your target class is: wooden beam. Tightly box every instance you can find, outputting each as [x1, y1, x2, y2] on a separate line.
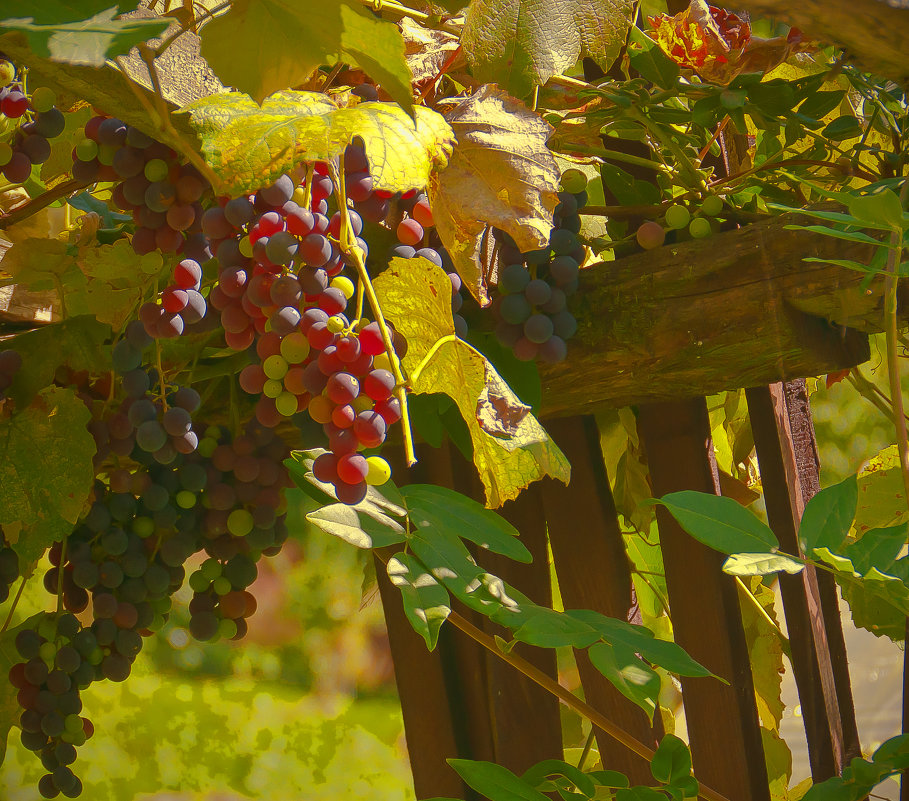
[542, 416, 663, 784]
[638, 399, 770, 801]
[719, 0, 909, 85]
[539, 215, 889, 416]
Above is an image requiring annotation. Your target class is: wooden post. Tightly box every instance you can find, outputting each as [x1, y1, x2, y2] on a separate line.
[541, 415, 663, 783]
[638, 399, 770, 801]
[747, 383, 851, 779]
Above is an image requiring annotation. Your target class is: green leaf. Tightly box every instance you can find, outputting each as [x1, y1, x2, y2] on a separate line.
[183, 91, 454, 198]
[799, 475, 857, 554]
[821, 116, 863, 141]
[305, 502, 406, 549]
[460, 0, 635, 99]
[801, 257, 890, 275]
[722, 553, 805, 576]
[588, 641, 660, 720]
[199, 0, 415, 114]
[855, 446, 909, 531]
[373, 258, 570, 508]
[429, 85, 560, 303]
[616, 788, 666, 801]
[650, 734, 692, 785]
[0, 1, 168, 67]
[847, 189, 907, 231]
[511, 606, 602, 648]
[449, 759, 550, 801]
[521, 760, 597, 797]
[782, 225, 883, 247]
[768, 204, 894, 231]
[588, 770, 630, 789]
[2, 316, 110, 407]
[401, 485, 531, 563]
[569, 610, 715, 679]
[655, 491, 778, 554]
[0, 387, 96, 565]
[797, 90, 846, 121]
[626, 28, 679, 89]
[386, 552, 451, 650]
[843, 524, 907, 575]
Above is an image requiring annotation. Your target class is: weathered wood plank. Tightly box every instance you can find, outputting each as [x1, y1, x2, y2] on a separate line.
[539, 216, 890, 416]
[638, 399, 770, 801]
[542, 415, 662, 783]
[747, 383, 849, 779]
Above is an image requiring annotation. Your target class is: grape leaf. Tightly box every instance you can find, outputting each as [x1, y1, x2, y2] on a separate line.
[0, 1, 168, 67]
[183, 91, 455, 198]
[460, 0, 636, 99]
[386, 552, 451, 650]
[373, 257, 570, 507]
[854, 446, 909, 533]
[2, 316, 110, 408]
[198, 0, 415, 114]
[429, 85, 560, 303]
[0, 386, 96, 565]
[588, 641, 661, 720]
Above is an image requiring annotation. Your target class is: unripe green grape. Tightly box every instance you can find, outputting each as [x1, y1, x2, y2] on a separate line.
[97, 143, 117, 166]
[144, 158, 169, 182]
[365, 456, 392, 486]
[0, 143, 12, 167]
[280, 332, 310, 363]
[198, 436, 218, 458]
[331, 276, 355, 299]
[635, 220, 665, 250]
[560, 168, 587, 194]
[133, 516, 155, 537]
[664, 204, 690, 230]
[0, 60, 15, 89]
[689, 217, 712, 239]
[63, 715, 83, 735]
[212, 577, 231, 596]
[30, 87, 56, 113]
[263, 354, 288, 380]
[201, 558, 222, 581]
[239, 236, 253, 258]
[39, 642, 57, 662]
[327, 315, 346, 333]
[227, 508, 254, 537]
[275, 391, 298, 417]
[189, 570, 209, 592]
[700, 194, 723, 217]
[175, 490, 196, 509]
[75, 138, 98, 162]
[218, 618, 238, 639]
[263, 378, 283, 398]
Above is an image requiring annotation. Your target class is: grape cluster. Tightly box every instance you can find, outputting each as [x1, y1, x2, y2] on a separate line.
[9, 612, 95, 799]
[72, 115, 211, 258]
[636, 195, 724, 250]
[140, 258, 207, 339]
[490, 171, 585, 363]
[0, 347, 22, 401]
[0, 74, 67, 185]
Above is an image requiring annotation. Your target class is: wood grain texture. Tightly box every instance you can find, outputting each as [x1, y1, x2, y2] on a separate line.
[538, 215, 892, 416]
[542, 415, 662, 784]
[638, 399, 770, 801]
[718, 0, 909, 85]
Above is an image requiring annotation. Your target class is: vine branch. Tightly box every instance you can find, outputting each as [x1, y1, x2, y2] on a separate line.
[0, 179, 90, 231]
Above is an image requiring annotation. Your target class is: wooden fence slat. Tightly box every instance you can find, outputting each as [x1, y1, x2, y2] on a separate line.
[541, 415, 662, 783]
[483, 483, 564, 773]
[747, 383, 848, 779]
[638, 398, 770, 801]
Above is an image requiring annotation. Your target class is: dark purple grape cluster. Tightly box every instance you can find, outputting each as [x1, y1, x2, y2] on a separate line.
[71, 115, 211, 258]
[139, 258, 207, 339]
[0, 347, 22, 401]
[490, 186, 585, 363]
[8, 612, 95, 799]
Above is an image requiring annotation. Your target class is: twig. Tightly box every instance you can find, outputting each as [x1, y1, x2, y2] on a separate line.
[0, 179, 90, 230]
[1, 576, 26, 633]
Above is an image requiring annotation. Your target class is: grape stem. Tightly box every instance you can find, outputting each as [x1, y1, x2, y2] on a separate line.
[409, 333, 487, 388]
[329, 162, 417, 467]
[0, 576, 26, 634]
[55, 531, 68, 615]
[0, 178, 90, 231]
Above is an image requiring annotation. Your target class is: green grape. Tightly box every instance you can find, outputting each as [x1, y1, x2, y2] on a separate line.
[144, 158, 169, 182]
[63, 715, 83, 735]
[262, 354, 288, 380]
[664, 204, 691, 230]
[30, 87, 56, 113]
[227, 508, 254, 537]
[201, 558, 222, 581]
[239, 236, 253, 258]
[175, 490, 196, 509]
[189, 570, 209, 592]
[700, 194, 724, 217]
[218, 618, 238, 639]
[331, 276, 355, 299]
[327, 315, 346, 333]
[39, 642, 57, 662]
[212, 576, 231, 596]
[198, 436, 218, 458]
[263, 378, 283, 398]
[365, 456, 392, 486]
[0, 59, 15, 89]
[689, 217, 712, 239]
[75, 138, 98, 162]
[560, 168, 587, 194]
[0, 142, 12, 167]
[280, 332, 310, 363]
[275, 391, 298, 417]
[97, 143, 117, 166]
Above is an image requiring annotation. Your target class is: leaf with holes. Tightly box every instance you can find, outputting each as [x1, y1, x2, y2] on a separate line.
[183, 91, 454, 197]
[0, 387, 96, 566]
[199, 0, 415, 113]
[373, 257, 570, 507]
[460, 0, 635, 99]
[429, 86, 560, 303]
